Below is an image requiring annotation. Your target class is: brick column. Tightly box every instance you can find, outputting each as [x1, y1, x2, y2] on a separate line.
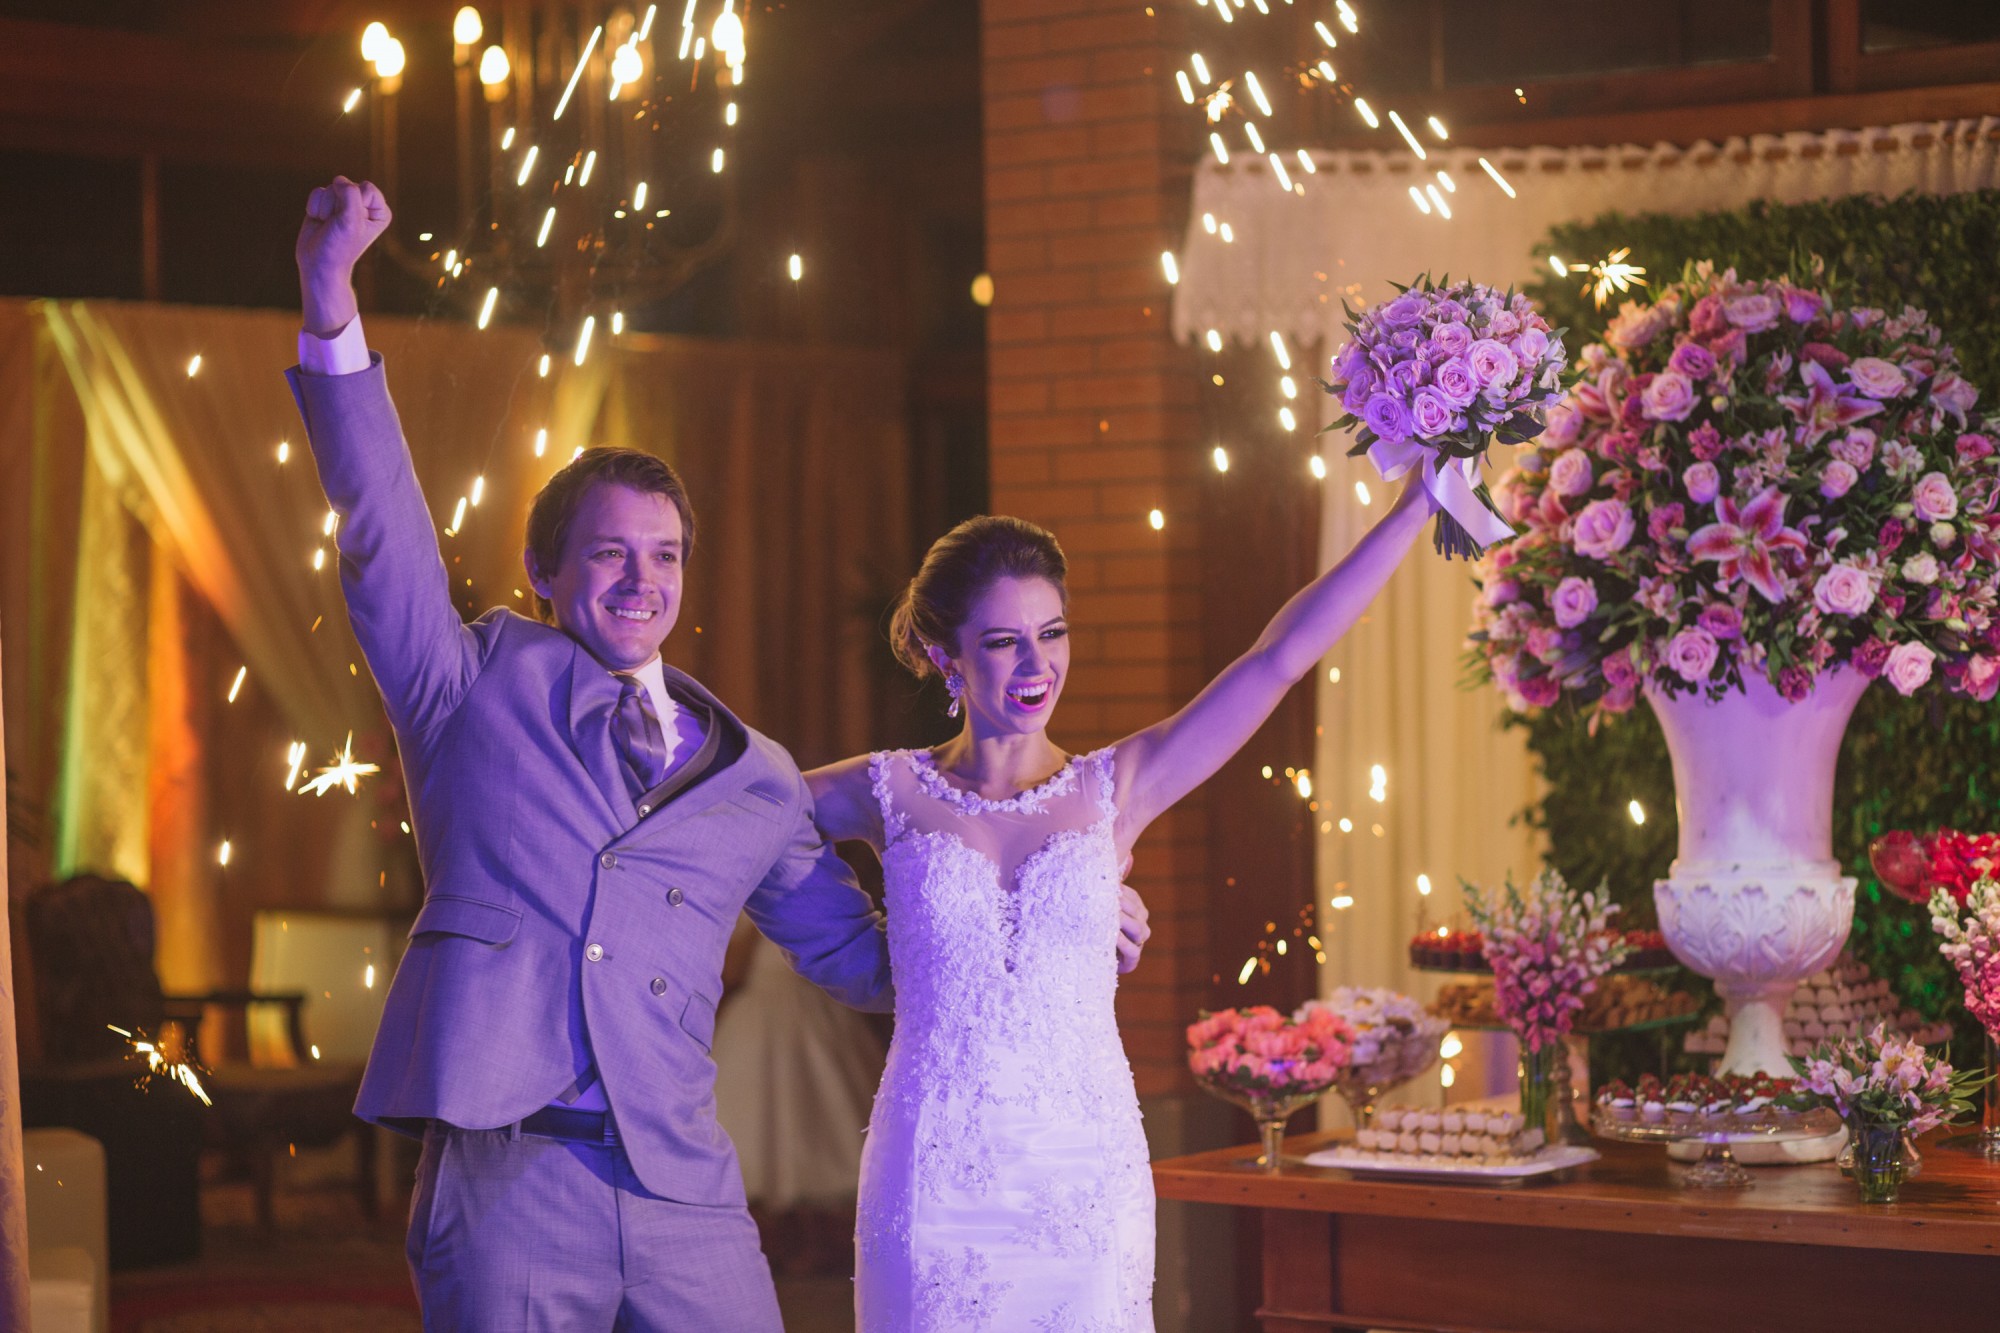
[981, 0, 1210, 1092]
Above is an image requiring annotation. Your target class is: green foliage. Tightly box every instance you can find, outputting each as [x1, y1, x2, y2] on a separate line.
[1516, 191, 2000, 1069]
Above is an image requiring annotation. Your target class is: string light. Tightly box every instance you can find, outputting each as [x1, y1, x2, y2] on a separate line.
[1268, 331, 1291, 369]
[283, 741, 307, 792]
[1148, 509, 1165, 530]
[1202, 212, 1217, 234]
[470, 475, 486, 507]
[185, 355, 202, 377]
[579, 150, 597, 185]
[516, 145, 539, 187]
[788, 253, 803, 281]
[534, 428, 548, 457]
[538, 353, 551, 378]
[275, 441, 290, 464]
[477, 287, 500, 328]
[1629, 799, 1647, 825]
[1278, 406, 1297, 431]
[227, 667, 247, 703]
[1212, 446, 1230, 472]
[1354, 480, 1372, 505]
[574, 314, 596, 366]
[1308, 454, 1326, 479]
[1204, 329, 1223, 353]
[1368, 763, 1387, 802]
[632, 181, 648, 212]
[342, 89, 363, 114]
[1417, 874, 1433, 896]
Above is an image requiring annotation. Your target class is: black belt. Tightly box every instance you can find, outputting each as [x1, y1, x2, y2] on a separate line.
[517, 1105, 619, 1144]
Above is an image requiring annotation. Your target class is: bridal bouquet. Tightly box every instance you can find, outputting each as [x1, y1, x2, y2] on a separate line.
[1929, 878, 2000, 1036]
[1465, 263, 2000, 719]
[1463, 869, 1630, 1053]
[1186, 1005, 1353, 1102]
[1322, 275, 1571, 558]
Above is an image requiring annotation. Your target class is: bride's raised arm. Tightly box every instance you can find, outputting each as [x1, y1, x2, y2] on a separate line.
[1110, 476, 1436, 842]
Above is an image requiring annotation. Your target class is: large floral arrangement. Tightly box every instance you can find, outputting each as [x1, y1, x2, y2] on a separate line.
[1869, 828, 2000, 905]
[1186, 1005, 1353, 1105]
[1793, 1024, 1980, 1135]
[1322, 275, 1570, 558]
[1463, 869, 1630, 1052]
[1294, 987, 1447, 1093]
[1465, 262, 2000, 718]
[1929, 878, 2000, 1037]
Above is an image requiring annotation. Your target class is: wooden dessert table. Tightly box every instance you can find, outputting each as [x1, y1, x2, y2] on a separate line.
[1153, 1131, 2000, 1332]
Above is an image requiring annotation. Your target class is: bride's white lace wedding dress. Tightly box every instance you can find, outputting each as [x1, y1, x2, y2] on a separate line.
[855, 747, 1154, 1332]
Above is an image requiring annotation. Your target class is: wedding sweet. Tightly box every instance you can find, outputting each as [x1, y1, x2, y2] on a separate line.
[1681, 951, 1949, 1059]
[1434, 973, 1697, 1032]
[1341, 1103, 1548, 1165]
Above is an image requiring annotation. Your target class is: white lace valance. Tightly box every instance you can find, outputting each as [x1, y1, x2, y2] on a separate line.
[1173, 117, 2000, 356]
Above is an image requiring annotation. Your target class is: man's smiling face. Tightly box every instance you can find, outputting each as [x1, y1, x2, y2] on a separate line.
[526, 481, 685, 671]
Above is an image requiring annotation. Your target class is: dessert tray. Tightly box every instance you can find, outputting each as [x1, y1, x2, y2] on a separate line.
[1591, 1075, 1841, 1187]
[1304, 1142, 1599, 1183]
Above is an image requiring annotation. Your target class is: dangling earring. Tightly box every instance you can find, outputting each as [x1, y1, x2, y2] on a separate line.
[945, 670, 966, 719]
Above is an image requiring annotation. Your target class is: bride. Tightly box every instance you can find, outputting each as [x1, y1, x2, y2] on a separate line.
[806, 479, 1435, 1330]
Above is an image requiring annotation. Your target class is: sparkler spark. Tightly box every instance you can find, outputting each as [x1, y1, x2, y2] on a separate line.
[227, 666, 247, 703]
[1582, 247, 1649, 308]
[1477, 156, 1517, 198]
[553, 25, 604, 121]
[1243, 71, 1273, 117]
[108, 1025, 212, 1106]
[297, 732, 383, 798]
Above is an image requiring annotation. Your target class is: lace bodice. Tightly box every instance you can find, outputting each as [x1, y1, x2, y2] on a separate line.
[855, 747, 1153, 1332]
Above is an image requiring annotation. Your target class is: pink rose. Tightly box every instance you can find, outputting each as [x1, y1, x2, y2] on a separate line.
[1641, 371, 1697, 422]
[1430, 323, 1473, 358]
[1541, 402, 1583, 447]
[1607, 301, 1669, 348]
[1552, 576, 1599, 628]
[1847, 356, 1908, 400]
[1696, 603, 1743, 640]
[1467, 339, 1520, 389]
[1962, 655, 2000, 703]
[1689, 294, 1727, 338]
[1549, 449, 1594, 498]
[1957, 433, 1995, 464]
[1710, 328, 1749, 364]
[1724, 291, 1781, 332]
[1819, 460, 1859, 499]
[1933, 370, 1979, 420]
[1813, 563, 1876, 617]
[1572, 498, 1635, 560]
[1666, 627, 1720, 683]
[1688, 422, 1724, 461]
[1516, 327, 1550, 363]
[1601, 652, 1638, 689]
[1667, 342, 1717, 381]
[1519, 673, 1561, 708]
[1683, 461, 1721, 504]
[1852, 637, 1892, 678]
[1647, 502, 1686, 543]
[1829, 429, 1876, 470]
[1884, 641, 1936, 696]
[1434, 356, 1479, 407]
[1912, 471, 1959, 522]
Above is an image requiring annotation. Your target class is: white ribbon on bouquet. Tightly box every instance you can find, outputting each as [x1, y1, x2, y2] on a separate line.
[1366, 437, 1516, 548]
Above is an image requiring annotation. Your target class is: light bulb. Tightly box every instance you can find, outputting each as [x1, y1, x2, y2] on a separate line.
[360, 21, 390, 62]
[453, 7, 483, 46]
[479, 45, 510, 86]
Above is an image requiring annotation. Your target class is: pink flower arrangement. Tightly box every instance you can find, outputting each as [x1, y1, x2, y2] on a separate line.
[1324, 275, 1571, 559]
[1794, 1024, 1979, 1136]
[1466, 263, 2000, 719]
[1929, 877, 2000, 1039]
[1462, 869, 1630, 1052]
[1186, 1005, 1354, 1102]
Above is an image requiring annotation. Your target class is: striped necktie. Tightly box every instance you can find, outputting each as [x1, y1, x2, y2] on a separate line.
[611, 673, 671, 798]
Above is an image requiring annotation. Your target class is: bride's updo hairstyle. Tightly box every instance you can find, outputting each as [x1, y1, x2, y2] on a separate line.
[890, 515, 1068, 679]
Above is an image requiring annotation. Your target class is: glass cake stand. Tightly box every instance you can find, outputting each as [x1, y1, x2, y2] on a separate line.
[1591, 1107, 1844, 1189]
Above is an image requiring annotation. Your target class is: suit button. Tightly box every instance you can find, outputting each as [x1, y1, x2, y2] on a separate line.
[667, 888, 685, 907]
[600, 852, 617, 870]
[650, 977, 668, 996]
[585, 943, 604, 962]
[638, 804, 651, 817]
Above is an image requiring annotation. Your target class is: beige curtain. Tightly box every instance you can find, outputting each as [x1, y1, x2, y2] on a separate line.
[1172, 119, 2000, 1017]
[2, 298, 915, 998]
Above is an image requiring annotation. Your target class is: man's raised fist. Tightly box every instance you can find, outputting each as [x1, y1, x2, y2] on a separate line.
[297, 176, 392, 284]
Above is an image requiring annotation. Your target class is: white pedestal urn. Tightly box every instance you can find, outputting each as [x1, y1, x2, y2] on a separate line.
[1648, 668, 1871, 1080]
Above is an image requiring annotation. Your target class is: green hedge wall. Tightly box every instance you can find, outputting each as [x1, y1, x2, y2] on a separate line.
[1516, 191, 2000, 1067]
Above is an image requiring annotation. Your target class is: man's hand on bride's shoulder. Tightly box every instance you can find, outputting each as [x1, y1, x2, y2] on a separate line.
[297, 176, 391, 336]
[1115, 870, 1151, 974]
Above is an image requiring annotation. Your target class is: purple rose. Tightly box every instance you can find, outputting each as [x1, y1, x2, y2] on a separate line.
[1467, 339, 1520, 389]
[1813, 563, 1876, 617]
[1363, 393, 1412, 442]
[1912, 471, 1959, 522]
[1549, 449, 1594, 498]
[1847, 356, 1908, 400]
[1332, 341, 1369, 381]
[1884, 641, 1936, 697]
[1878, 519, 1907, 553]
[1572, 498, 1635, 560]
[1666, 627, 1720, 683]
[1818, 460, 1858, 499]
[1852, 637, 1892, 678]
[1342, 372, 1376, 415]
[1667, 342, 1717, 381]
[1489, 309, 1522, 338]
[1683, 461, 1721, 504]
[1551, 576, 1599, 629]
[1541, 402, 1583, 447]
[1696, 603, 1742, 640]
[1387, 357, 1428, 395]
[1648, 503, 1686, 543]
[1378, 293, 1427, 328]
[1724, 291, 1781, 332]
[1410, 386, 1456, 438]
[1783, 287, 1825, 324]
[1516, 327, 1550, 364]
[1433, 356, 1479, 407]
[1641, 371, 1697, 422]
[1430, 322, 1473, 358]
[1689, 422, 1724, 461]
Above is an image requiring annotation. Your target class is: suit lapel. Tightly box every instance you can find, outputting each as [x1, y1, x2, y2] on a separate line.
[566, 645, 640, 828]
[616, 667, 756, 839]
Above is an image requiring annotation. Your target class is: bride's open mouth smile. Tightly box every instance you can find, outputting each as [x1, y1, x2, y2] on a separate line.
[1005, 680, 1053, 711]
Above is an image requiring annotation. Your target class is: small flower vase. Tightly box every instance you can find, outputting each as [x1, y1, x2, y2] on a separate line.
[1849, 1120, 1909, 1204]
[1194, 1076, 1328, 1172]
[1329, 1076, 1388, 1133]
[1518, 1041, 1562, 1144]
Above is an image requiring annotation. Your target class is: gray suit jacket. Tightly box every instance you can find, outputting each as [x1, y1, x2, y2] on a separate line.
[287, 356, 891, 1206]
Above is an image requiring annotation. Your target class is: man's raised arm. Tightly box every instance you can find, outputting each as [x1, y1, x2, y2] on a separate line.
[288, 178, 481, 743]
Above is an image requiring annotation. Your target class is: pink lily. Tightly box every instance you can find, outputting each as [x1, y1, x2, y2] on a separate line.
[1686, 488, 1809, 602]
[1777, 359, 1882, 447]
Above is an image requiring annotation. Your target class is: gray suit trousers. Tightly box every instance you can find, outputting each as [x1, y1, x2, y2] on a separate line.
[408, 1124, 783, 1332]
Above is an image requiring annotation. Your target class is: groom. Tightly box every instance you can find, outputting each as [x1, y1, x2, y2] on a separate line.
[288, 178, 1150, 1330]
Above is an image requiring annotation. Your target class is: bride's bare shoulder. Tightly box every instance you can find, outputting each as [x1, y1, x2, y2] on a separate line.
[802, 753, 886, 845]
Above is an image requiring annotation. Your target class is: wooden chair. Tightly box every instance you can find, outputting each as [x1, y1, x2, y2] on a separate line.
[24, 874, 374, 1239]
